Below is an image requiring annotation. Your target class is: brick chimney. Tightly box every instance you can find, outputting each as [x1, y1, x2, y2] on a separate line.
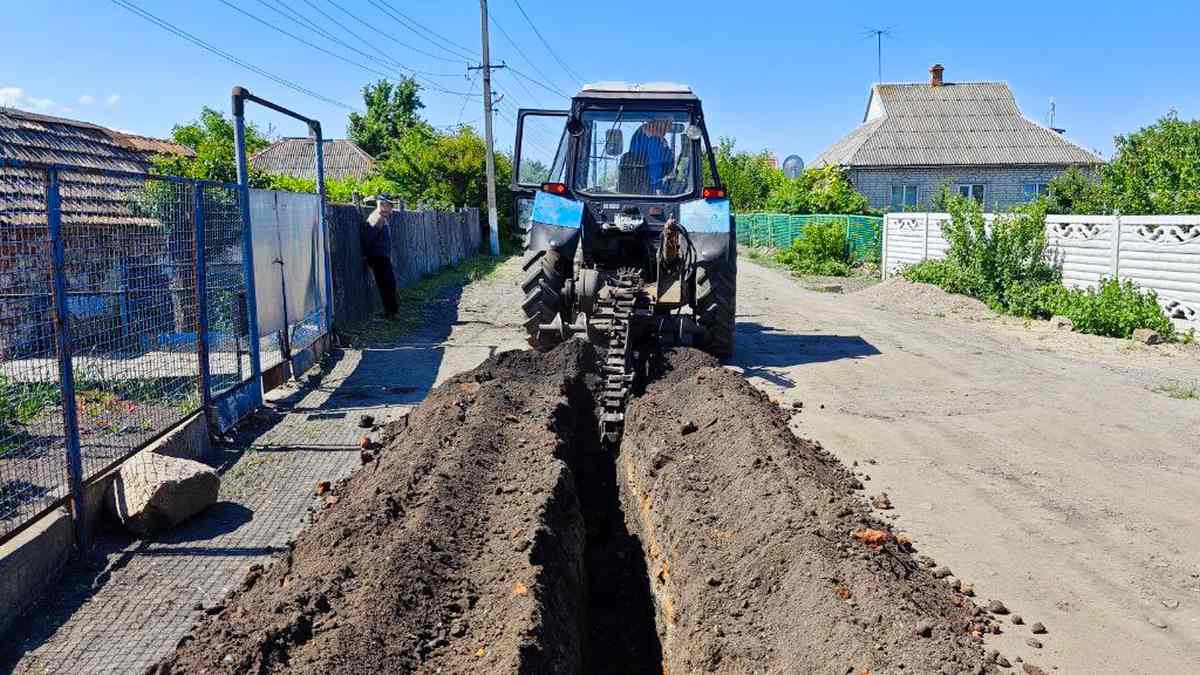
[930, 64, 945, 87]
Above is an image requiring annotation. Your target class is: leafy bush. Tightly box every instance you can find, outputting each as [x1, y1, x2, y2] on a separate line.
[937, 196, 1059, 312]
[774, 220, 852, 276]
[765, 166, 871, 216]
[900, 196, 1176, 339]
[1028, 278, 1175, 339]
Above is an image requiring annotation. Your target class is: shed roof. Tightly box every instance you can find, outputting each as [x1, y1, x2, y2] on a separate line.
[0, 108, 190, 230]
[251, 138, 375, 181]
[813, 81, 1103, 168]
[0, 107, 151, 172]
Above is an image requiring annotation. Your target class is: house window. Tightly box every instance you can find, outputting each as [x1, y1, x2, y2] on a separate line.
[890, 185, 918, 210]
[1023, 183, 1050, 201]
[956, 183, 985, 204]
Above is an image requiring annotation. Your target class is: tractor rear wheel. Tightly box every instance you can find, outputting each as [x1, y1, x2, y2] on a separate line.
[694, 261, 736, 358]
[520, 248, 570, 351]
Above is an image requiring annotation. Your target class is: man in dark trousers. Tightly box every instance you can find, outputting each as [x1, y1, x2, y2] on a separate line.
[362, 194, 399, 318]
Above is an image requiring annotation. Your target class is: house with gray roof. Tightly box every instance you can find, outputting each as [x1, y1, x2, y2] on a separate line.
[814, 65, 1103, 211]
[251, 138, 375, 181]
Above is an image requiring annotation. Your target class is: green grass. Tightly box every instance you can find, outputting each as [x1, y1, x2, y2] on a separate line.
[1153, 381, 1199, 400]
[345, 253, 512, 346]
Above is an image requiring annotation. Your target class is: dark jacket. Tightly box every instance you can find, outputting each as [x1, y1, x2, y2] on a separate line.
[361, 211, 393, 259]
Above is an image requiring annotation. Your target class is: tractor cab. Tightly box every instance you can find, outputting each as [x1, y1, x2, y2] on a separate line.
[512, 83, 736, 442]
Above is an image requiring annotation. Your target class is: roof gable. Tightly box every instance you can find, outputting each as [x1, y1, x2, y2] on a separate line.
[815, 81, 1103, 168]
[251, 138, 375, 181]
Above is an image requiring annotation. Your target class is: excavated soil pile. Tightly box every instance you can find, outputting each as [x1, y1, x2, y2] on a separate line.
[153, 343, 601, 674]
[154, 341, 994, 675]
[621, 349, 993, 674]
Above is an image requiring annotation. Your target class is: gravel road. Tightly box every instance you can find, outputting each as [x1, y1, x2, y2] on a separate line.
[732, 259, 1200, 674]
[401, 254, 1200, 673]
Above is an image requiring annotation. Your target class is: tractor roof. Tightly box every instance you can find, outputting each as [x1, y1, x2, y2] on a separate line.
[576, 82, 698, 101]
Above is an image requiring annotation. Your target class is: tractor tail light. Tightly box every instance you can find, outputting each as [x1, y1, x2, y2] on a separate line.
[542, 182, 568, 195]
[702, 186, 726, 199]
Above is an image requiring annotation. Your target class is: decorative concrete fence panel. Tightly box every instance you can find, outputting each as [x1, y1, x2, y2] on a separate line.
[883, 212, 1200, 333]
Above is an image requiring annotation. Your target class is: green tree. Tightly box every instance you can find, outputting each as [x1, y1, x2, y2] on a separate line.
[1044, 166, 1105, 214]
[707, 138, 783, 212]
[379, 124, 516, 242]
[1102, 112, 1200, 214]
[154, 107, 270, 184]
[347, 78, 426, 159]
[765, 165, 870, 215]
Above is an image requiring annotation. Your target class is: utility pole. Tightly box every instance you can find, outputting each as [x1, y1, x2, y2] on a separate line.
[477, 0, 501, 256]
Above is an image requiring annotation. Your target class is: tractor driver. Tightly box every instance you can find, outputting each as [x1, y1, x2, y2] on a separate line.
[628, 118, 674, 192]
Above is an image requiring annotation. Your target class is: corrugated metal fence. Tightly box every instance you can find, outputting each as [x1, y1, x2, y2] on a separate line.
[882, 212, 1200, 333]
[735, 213, 883, 262]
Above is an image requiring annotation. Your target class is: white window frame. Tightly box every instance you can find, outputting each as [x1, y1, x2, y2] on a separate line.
[956, 183, 986, 204]
[891, 184, 918, 210]
[1022, 182, 1050, 201]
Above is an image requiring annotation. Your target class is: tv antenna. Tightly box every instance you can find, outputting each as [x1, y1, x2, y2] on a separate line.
[862, 26, 897, 83]
[1047, 98, 1056, 128]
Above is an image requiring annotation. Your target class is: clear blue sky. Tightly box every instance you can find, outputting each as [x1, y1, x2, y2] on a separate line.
[4, 0, 1199, 163]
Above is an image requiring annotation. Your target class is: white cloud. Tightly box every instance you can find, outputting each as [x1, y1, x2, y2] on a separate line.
[0, 86, 55, 110]
[105, 94, 120, 106]
[78, 94, 96, 105]
[60, 106, 74, 114]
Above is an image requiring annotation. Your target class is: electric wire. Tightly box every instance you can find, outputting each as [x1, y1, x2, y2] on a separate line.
[488, 13, 568, 103]
[366, 0, 478, 62]
[110, 0, 357, 111]
[511, 0, 585, 85]
[258, 0, 460, 78]
[214, 0, 477, 96]
[323, 0, 467, 65]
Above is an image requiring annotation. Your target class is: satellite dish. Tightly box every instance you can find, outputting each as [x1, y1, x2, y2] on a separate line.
[782, 155, 805, 179]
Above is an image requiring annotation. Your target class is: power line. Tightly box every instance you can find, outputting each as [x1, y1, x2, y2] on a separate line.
[110, 0, 356, 110]
[215, 0, 478, 97]
[506, 64, 569, 99]
[257, 0, 459, 78]
[511, 0, 584, 86]
[322, 0, 466, 66]
[488, 13, 569, 103]
[367, 0, 478, 62]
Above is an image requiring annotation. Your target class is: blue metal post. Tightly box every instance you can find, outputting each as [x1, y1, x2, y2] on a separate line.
[311, 122, 335, 332]
[47, 168, 88, 549]
[233, 97, 263, 406]
[193, 184, 213, 417]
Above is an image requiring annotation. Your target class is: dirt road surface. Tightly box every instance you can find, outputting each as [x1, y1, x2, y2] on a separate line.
[733, 259, 1200, 674]
[352, 255, 1197, 672]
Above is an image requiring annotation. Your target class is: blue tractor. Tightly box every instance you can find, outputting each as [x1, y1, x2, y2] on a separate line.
[512, 82, 736, 442]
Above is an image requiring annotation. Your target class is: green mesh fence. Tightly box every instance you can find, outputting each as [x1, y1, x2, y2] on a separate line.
[735, 213, 883, 262]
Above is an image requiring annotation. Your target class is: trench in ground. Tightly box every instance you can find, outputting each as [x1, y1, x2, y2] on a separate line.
[559, 372, 664, 675]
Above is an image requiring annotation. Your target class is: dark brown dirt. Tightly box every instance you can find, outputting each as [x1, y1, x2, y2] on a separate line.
[152, 341, 999, 675]
[151, 343, 600, 674]
[621, 348, 994, 674]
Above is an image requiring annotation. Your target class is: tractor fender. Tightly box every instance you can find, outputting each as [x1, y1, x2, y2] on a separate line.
[680, 197, 735, 263]
[526, 191, 582, 256]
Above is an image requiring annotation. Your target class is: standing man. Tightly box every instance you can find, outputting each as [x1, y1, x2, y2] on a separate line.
[362, 194, 399, 318]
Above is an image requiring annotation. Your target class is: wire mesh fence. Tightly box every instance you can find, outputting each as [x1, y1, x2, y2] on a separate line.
[0, 166, 69, 540]
[59, 169, 204, 481]
[202, 184, 252, 399]
[0, 161, 335, 544]
[735, 213, 883, 262]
